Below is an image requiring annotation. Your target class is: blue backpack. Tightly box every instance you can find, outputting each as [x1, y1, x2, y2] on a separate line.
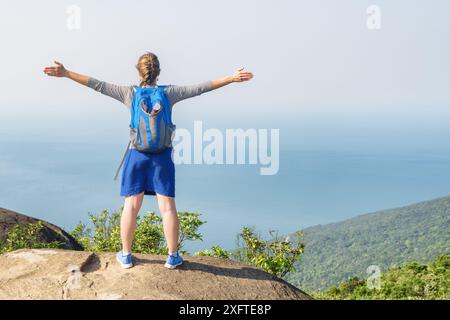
[114, 85, 175, 180]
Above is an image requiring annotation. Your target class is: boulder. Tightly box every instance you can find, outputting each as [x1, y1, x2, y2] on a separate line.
[0, 249, 312, 300]
[0, 208, 82, 251]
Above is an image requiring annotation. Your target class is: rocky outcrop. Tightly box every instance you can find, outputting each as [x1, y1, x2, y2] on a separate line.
[0, 249, 312, 300]
[0, 208, 82, 251]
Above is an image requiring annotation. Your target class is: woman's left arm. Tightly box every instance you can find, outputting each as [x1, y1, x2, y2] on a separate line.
[167, 67, 254, 105]
[211, 67, 254, 89]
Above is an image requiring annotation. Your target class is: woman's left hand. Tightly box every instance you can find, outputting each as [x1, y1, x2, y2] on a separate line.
[231, 67, 254, 82]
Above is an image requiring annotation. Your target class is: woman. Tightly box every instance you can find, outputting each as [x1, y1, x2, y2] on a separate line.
[43, 52, 253, 269]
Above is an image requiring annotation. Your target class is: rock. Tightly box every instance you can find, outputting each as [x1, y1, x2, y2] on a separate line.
[0, 208, 83, 251]
[0, 249, 312, 300]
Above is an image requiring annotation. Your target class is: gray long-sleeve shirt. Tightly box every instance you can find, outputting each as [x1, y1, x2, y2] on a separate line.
[87, 77, 214, 109]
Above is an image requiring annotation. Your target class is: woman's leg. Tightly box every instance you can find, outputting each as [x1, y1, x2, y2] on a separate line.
[121, 192, 144, 254]
[156, 193, 180, 254]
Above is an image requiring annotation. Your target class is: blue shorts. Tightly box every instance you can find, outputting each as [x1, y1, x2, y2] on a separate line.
[120, 148, 175, 198]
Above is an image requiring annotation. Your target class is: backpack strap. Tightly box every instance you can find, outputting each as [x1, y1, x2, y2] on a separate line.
[113, 140, 131, 181]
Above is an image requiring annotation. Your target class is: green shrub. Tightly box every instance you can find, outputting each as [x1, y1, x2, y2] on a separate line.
[233, 227, 304, 278]
[194, 245, 231, 259]
[71, 209, 305, 280]
[194, 228, 305, 278]
[132, 211, 165, 254]
[71, 209, 206, 255]
[0, 221, 64, 254]
[71, 209, 121, 253]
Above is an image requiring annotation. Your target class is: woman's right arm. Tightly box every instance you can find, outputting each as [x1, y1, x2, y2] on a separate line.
[44, 61, 132, 107]
[44, 61, 89, 85]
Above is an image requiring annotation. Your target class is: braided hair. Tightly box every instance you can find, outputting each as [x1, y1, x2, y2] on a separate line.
[136, 52, 161, 87]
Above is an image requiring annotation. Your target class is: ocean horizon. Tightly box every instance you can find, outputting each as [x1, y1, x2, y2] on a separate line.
[2, 137, 450, 253]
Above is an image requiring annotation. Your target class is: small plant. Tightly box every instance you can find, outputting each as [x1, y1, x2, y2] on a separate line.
[194, 245, 231, 259]
[132, 211, 166, 254]
[178, 212, 205, 246]
[0, 221, 64, 254]
[71, 208, 206, 255]
[71, 209, 122, 253]
[195, 228, 305, 278]
[234, 227, 304, 278]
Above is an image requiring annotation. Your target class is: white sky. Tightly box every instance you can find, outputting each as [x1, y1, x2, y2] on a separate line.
[0, 0, 449, 149]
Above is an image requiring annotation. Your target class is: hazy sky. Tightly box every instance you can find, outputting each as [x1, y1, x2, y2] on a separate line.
[1, 1, 450, 247]
[0, 0, 449, 150]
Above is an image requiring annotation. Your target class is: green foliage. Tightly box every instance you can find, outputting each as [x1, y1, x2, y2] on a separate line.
[71, 209, 121, 252]
[71, 209, 304, 279]
[233, 227, 304, 278]
[194, 245, 231, 259]
[0, 221, 64, 254]
[177, 211, 205, 245]
[194, 228, 304, 278]
[132, 211, 165, 254]
[285, 196, 450, 291]
[313, 255, 450, 300]
[71, 209, 206, 255]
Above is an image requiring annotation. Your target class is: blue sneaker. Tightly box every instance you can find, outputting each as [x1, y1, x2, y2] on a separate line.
[116, 251, 133, 269]
[164, 251, 183, 269]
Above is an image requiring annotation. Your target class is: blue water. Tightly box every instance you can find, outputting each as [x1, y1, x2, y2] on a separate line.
[2, 137, 450, 253]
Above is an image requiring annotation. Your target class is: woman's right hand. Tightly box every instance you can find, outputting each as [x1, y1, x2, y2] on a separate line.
[43, 61, 68, 77]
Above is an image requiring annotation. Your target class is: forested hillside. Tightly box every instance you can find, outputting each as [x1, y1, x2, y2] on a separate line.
[285, 196, 450, 292]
